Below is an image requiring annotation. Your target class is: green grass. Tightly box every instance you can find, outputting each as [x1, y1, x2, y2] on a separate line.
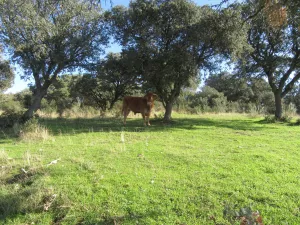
[1, 113, 300, 224]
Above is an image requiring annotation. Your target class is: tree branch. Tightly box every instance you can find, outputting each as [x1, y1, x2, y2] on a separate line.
[279, 50, 300, 90]
[282, 71, 300, 97]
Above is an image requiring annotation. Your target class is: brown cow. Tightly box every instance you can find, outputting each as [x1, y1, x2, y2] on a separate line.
[122, 92, 158, 126]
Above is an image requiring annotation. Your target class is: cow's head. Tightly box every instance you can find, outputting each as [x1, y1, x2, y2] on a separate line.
[144, 92, 158, 102]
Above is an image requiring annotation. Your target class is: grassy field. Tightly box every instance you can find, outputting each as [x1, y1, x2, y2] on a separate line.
[1, 113, 300, 224]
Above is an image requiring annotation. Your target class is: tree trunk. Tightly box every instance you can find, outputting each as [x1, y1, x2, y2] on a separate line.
[22, 89, 46, 121]
[274, 92, 282, 119]
[109, 98, 118, 110]
[163, 101, 173, 122]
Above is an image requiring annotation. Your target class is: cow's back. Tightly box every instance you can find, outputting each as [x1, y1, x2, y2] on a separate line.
[123, 96, 148, 113]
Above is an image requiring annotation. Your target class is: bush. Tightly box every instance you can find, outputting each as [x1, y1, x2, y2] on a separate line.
[226, 101, 240, 113]
[0, 94, 24, 114]
[189, 87, 227, 113]
[264, 115, 276, 123]
[283, 103, 297, 117]
[0, 93, 27, 128]
[18, 118, 50, 141]
[109, 101, 123, 118]
[280, 115, 292, 123]
[40, 99, 57, 116]
[295, 118, 300, 125]
[264, 114, 292, 123]
[0, 111, 24, 128]
[13, 89, 33, 109]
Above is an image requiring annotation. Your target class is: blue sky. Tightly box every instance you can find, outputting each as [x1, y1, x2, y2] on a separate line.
[5, 0, 229, 94]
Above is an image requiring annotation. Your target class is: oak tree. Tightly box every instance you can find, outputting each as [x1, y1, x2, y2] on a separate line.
[109, 0, 248, 121]
[239, 0, 300, 118]
[0, 0, 109, 120]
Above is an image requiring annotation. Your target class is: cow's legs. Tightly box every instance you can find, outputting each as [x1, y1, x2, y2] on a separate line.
[142, 113, 146, 126]
[123, 109, 130, 125]
[146, 115, 151, 126]
[144, 113, 151, 126]
[147, 117, 151, 126]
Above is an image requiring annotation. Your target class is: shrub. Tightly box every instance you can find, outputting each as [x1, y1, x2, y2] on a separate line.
[264, 114, 292, 123]
[260, 92, 275, 114]
[248, 103, 261, 117]
[189, 87, 227, 113]
[264, 115, 276, 123]
[0, 93, 27, 128]
[0, 111, 24, 128]
[40, 99, 57, 116]
[226, 101, 240, 113]
[280, 115, 292, 123]
[18, 118, 50, 141]
[110, 101, 123, 118]
[283, 103, 297, 117]
[1, 94, 24, 114]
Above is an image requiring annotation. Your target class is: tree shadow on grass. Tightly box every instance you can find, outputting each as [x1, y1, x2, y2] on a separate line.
[38, 116, 271, 137]
[1, 167, 163, 225]
[1, 168, 69, 224]
[1, 169, 42, 222]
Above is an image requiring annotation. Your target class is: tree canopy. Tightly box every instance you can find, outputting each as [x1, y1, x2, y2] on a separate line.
[0, 60, 14, 92]
[0, 47, 14, 92]
[206, 72, 274, 113]
[0, 0, 109, 120]
[74, 51, 141, 111]
[238, 0, 300, 118]
[108, 0, 249, 121]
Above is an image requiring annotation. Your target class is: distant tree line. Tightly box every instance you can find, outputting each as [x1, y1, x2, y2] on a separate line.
[2, 71, 300, 124]
[177, 72, 299, 115]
